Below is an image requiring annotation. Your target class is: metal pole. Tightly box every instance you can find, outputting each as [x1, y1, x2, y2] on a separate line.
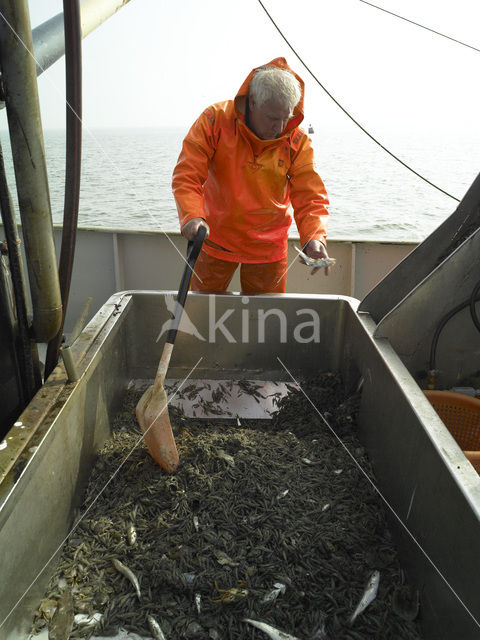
[0, 0, 62, 342]
[44, 0, 82, 380]
[0, 252, 24, 416]
[0, 140, 39, 400]
[32, 0, 132, 78]
[0, 0, 133, 109]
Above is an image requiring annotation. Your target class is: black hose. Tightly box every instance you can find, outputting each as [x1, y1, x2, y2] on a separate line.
[44, 0, 82, 379]
[429, 280, 480, 371]
[469, 280, 480, 333]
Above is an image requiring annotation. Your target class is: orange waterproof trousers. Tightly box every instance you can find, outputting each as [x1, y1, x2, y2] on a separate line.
[191, 250, 288, 294]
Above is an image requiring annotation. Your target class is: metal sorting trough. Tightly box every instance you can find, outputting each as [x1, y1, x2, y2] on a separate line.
[1, 292, 480, 639]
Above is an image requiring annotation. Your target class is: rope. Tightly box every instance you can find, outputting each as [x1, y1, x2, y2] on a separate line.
[359, 0, 480, 54]
[256, 0, 461, 202]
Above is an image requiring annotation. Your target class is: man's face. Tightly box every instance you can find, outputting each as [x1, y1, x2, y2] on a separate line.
[249, 97, 292, 140]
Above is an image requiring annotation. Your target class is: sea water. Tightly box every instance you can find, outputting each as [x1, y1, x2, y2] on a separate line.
[1, 126, 479, 242]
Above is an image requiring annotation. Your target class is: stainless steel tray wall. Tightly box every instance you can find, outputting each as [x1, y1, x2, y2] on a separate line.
[0, 292, 479, 639]
[0, 295, 130, 640]
[127, 292, 357, 384]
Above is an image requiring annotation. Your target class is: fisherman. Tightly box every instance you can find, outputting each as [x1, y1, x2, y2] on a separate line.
[172, 57, 330, 294]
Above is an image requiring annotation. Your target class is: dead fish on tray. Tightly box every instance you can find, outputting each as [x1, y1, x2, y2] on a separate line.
[262, 582, 286, 603]
[112, 558, 141, 600]
[243, 618, 301, 640]
[294, 246, 336, 269]
[195, 592, 202, 614]
[148, 614, 167, 640]
[350, 569, 380, 624]
[126, 521, 137, 546]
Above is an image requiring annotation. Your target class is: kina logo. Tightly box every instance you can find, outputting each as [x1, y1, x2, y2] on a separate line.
[156, 294, 206, 342]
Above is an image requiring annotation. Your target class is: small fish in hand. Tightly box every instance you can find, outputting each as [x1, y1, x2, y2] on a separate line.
[294, 246, 336, 269]
[350, 570, 380, 623]
[243, 618, 301, 639]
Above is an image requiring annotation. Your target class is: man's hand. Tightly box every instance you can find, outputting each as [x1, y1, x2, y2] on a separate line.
[181, 217, 210, 241]
[302, 239, 330, 275]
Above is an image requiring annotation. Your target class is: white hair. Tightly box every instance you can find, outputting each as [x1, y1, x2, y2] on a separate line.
[249, 66, 301, 112]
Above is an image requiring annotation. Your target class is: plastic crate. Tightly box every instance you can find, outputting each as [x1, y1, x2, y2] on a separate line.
[424, 390, 480, 474]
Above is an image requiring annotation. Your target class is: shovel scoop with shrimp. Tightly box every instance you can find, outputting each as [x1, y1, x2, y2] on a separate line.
[136, 227, 206, 472]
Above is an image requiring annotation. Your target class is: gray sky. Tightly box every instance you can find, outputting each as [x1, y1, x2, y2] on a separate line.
[8, 0, 480, 134]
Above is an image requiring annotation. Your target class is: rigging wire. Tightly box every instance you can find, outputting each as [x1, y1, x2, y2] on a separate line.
[358, 0, 480, 54]
[256, 0, 461, 203]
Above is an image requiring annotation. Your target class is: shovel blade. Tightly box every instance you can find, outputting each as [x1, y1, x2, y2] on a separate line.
[136, 384, 179, 473]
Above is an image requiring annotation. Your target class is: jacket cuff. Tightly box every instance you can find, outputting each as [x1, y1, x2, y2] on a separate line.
[301, 234, 327, 250]
[179, 212, 207, 230]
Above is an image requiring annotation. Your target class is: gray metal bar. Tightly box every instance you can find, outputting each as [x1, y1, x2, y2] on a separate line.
[0, 0, 133, 110]
[0, 140, 38, 399]
[359, 171, 480, 322]
[0, 254, 23, 431]
[31, 12, 65, 76]
[0, 0, 62, 343]
[33, 0, 132, 77]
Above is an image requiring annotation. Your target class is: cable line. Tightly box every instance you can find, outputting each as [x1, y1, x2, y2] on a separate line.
[359, 0, 480, 54]
[256, 0, 461, 202]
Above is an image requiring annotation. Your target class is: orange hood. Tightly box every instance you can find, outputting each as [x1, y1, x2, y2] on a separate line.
[233, 57, 305, 133]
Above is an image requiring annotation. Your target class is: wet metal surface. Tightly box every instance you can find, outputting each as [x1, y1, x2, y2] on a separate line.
[129, 379, 298, 420]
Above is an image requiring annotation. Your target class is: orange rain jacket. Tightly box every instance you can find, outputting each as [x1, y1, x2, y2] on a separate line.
[172, 57, 329, 264]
